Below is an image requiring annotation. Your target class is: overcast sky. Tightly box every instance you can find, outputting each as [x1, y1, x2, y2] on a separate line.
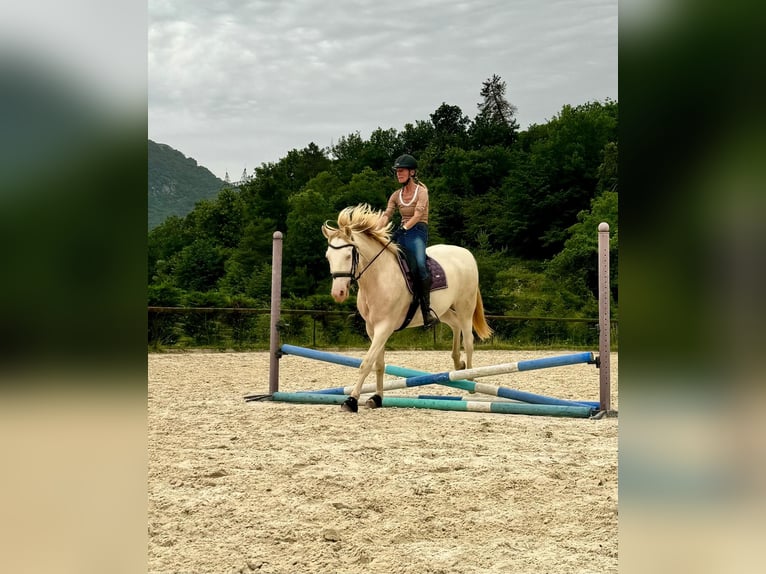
[148, 0, 617, 182]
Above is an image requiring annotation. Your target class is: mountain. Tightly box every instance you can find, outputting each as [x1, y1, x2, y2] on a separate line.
[148, 139, 228, 230]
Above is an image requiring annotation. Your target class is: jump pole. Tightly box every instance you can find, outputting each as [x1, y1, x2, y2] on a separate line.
[598, 222, 611, 413]
[268, 231, 283, 394]
[282, 343, 596, 408]
[408, 395, 599, 407]
[267, 392, 594, 418]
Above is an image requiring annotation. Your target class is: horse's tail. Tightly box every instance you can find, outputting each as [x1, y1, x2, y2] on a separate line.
[472, 288, 493, 340]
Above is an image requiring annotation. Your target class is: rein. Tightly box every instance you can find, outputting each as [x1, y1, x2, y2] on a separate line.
[328, 236, 394, 283]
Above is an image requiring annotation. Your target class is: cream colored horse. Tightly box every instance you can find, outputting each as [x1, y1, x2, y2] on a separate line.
[322, 204, 492, 412]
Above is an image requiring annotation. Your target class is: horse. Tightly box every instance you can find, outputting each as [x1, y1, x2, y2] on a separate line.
[322, 204, 493, 412]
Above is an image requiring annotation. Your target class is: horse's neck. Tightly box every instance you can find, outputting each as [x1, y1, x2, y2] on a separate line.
[355, 234, 399, 288]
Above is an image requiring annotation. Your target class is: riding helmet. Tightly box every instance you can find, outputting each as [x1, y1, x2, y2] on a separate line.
[393, 154, 418, 169]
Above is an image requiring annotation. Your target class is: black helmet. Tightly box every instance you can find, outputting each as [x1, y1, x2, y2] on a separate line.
[393, 154, 418, 169]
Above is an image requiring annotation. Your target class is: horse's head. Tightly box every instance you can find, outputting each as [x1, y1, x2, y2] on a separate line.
[322, 224, 356, 302]
[322, 204, 395, 303]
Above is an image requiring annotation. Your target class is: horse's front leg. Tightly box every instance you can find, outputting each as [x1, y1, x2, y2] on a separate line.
[364, 346, 386, 409]
[342, 325, 394, 412]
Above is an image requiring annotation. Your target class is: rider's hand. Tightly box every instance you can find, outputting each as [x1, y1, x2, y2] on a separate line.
[392, 226, 406, 242]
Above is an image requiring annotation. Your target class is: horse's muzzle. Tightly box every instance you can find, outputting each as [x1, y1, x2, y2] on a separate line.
[331, 278, 350, 302]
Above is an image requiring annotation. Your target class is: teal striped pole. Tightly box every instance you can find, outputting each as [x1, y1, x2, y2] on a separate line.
[280, 344, 595, 407]
[410, 394, 600, 408]
[269, 392, 594, 418]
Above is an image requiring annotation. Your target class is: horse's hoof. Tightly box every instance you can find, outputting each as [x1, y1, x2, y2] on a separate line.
[460, 360, 466, 370]
[365, 394, 382, 409]
[341, 396, 358, 413]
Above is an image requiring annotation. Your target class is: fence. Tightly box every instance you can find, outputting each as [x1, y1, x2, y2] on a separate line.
[147, 306, 618, 351]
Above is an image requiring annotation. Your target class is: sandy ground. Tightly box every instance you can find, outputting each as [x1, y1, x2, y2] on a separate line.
[148, 349, 618, 574]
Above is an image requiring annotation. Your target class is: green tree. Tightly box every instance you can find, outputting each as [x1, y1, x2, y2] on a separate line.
[219, 218, 279, 298]
[597, 141, 618, 192]
[365, 127, 401, 173]
[399, 120, 435, 160]
[283, 188, 336, 297]
[470, 74, 519, 149]
[192, 187, 245, 248]
[430, 146, 513, 248]
[148, 215, 193, 283]
[330, 132, 368, 182]
[439, 146, 513, 198]
[286, 142, 332, 186]
[427, 176, 465, 246]
[240, 163, 289, 231]
[241, 143, 330, 231]
[332, 166, 396, 211]
[502, 100, 617, 259]
[477, 74, 518, 126]
[300, 170, 345, 209]
[430, 103, 469, 144]
[172, 238, 226, 293]
[545, 190, 618, 312]
[330, 128, 404, 180]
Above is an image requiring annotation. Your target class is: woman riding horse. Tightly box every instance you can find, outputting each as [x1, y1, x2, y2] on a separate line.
[324, 204, 493, 412]
[375, 154, 439, 329]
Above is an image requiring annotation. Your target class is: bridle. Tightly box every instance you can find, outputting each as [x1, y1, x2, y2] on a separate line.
[327, 242, 359, 281]
[327, 237, 394, 283]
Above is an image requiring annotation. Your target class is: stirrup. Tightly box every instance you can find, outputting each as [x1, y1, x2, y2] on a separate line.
[422, 310, 439, 330]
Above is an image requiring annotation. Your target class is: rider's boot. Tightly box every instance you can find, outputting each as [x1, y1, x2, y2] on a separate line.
[419, 275, 439, 330]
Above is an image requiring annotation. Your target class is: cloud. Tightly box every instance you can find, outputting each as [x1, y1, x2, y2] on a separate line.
[148, 0, 617, 179]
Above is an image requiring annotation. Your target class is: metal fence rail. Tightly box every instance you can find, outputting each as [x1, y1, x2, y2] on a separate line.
[148, 307, 618, 350]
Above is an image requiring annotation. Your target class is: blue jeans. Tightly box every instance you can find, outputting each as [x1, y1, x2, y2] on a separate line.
[398, 223, 429, 282]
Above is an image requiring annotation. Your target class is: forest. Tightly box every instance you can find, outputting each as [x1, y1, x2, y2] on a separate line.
[148, 76, 617, 349]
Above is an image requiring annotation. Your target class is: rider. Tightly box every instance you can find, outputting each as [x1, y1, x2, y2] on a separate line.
[376, 154, 439, 329]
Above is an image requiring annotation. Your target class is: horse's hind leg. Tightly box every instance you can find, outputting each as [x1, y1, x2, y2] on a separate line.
[451, 325, 463, 370]
[463, 323, 473, 369]
[438, 310, 464, 370]
[451, 298, 476, 372]
[447, 309, 475, 373]
[461, 318, 475, 371]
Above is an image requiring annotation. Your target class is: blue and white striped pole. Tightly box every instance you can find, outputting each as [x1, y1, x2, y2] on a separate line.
[400, 352, 594, 385]
[282, 344, 478, 392]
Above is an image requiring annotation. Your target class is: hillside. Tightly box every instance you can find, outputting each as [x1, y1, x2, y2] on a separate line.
[148, 140, 227, 229]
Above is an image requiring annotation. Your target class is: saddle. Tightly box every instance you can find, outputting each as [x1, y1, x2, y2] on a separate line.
[396, 255, 448, 294]
[394, 254, 447, 331]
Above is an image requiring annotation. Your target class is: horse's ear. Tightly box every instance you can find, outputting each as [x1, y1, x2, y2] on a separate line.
[321, 224, 333, 239]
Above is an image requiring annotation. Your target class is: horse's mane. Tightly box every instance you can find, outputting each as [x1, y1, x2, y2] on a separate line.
[323, 204, 399, 254]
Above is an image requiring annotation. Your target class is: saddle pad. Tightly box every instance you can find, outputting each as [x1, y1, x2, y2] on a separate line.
[396, 255, 448, 295]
